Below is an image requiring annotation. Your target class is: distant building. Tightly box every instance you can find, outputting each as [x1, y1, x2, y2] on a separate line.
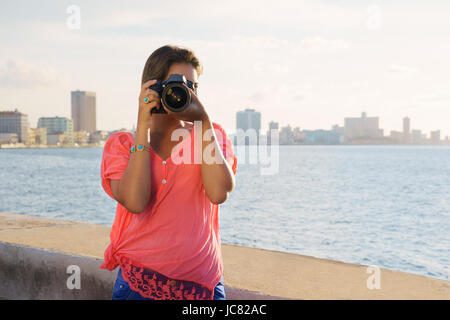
[279, 125, 294, 145]
[267, 121, 279, 144]
[0, 133, 19, 144]
[89, 130, 108, 144]
[344, 112, 383, 143]
[71, 90, 97, 133]
[430, 130, 441, 145]
[27, 129, 36, 145]
[444, 136, 450, 146]
[293, 127, 304, 144]
[390, 131, 403, 144]
[47, 133, 66, 145]
[403, 117, 411, 144]
[236, 108, 261, 132]
[331, 125, 345, 143]
[268, 121, 279, 133]
[27, 128, 47, 145]
[38, 116, 74, 145]
[0, 109, 29, 143]
[38, 117, 73, 134]
[236, 109, 261, 144]
[412, 129, 424, 144]
[303, 129, 341, 144]
[73, 131, 89, 145]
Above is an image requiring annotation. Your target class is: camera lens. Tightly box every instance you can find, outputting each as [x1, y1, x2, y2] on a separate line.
[163, 84, 190, 112]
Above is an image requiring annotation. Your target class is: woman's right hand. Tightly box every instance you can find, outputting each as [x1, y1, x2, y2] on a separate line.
[137, 79, 161, 131]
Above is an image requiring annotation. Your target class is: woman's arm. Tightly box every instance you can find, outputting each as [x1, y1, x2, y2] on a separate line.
[110, 127, 151, 213]
[110, 80, 161, 213]
[199, 115, 236, 204]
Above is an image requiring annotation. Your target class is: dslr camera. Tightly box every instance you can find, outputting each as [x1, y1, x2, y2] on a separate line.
[149, 74, 197, 114]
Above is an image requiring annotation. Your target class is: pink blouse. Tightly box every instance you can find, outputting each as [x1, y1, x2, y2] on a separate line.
[100, 122, 237, 299]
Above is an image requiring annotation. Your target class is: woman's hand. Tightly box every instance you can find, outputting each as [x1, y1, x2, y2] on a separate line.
[137, 79, 162, 131]
[162, 86, 209, 122]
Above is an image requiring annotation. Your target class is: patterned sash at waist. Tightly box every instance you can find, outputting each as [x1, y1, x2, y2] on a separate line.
[119, 259, 214, 300]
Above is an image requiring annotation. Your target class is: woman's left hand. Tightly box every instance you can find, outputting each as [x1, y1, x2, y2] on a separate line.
[162, 86, 209, 122]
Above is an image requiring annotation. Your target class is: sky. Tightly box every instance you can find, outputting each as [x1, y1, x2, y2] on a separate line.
[0, 0, 449, 137]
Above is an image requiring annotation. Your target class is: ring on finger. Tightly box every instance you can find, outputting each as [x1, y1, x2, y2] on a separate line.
[144, 97, 152, 104]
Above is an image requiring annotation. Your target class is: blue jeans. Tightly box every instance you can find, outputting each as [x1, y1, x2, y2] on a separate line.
[112, 268, 226, 300]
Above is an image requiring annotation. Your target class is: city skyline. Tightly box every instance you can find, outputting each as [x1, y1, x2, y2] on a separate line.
[279, 112, 448, 145]
[235, 108, 448, 145]
[0, 102, 107, 146]
[0, 1, 450, 137]
[1, 102, 449, 146]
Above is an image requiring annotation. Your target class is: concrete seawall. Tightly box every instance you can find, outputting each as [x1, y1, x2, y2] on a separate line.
[0, 212, 449, 300]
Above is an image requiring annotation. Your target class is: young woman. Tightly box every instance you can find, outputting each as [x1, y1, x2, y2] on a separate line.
[100, 45, 237, 300]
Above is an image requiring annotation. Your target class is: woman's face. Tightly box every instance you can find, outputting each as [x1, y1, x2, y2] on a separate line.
[164, 62, 199, 93]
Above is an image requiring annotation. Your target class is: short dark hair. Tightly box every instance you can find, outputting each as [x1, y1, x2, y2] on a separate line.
[141, 45, 203, 85]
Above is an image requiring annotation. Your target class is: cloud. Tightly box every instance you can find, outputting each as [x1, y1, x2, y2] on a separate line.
[231, 35, 288, 50]
[0, 59, 67, 88]
[295, 37, 350, 53]
[293, 94, 306, 102]
[248, 91, 265, 102]
[230, 35, 350, 54]
[81, 0, 362, 32]
[418, 92, 450, 102]
[253, 62, 290, 74]
[87, 11, 164, 29]
[387, 65, 418, 78]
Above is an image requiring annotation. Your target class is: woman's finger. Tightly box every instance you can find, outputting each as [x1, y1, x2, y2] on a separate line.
[141, 98, 160, 113]
[144, 89, 160, 98]
[143, 94, 158, 103]
[144, 97, 162, 110]
[141, 79, 157, 90]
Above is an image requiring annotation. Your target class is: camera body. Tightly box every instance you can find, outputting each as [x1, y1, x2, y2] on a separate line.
[149, 74, 195, 114]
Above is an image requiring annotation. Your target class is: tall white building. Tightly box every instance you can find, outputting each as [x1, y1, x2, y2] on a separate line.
[236, 108, 261, 145]
[71, 90, 97, 133]
[236, 109, 261, 133]
[267, 121, 279, 144]
[403, 117, 411, 144]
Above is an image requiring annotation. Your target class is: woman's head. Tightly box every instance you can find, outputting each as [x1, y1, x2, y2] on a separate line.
[141, 45, 203, 86]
